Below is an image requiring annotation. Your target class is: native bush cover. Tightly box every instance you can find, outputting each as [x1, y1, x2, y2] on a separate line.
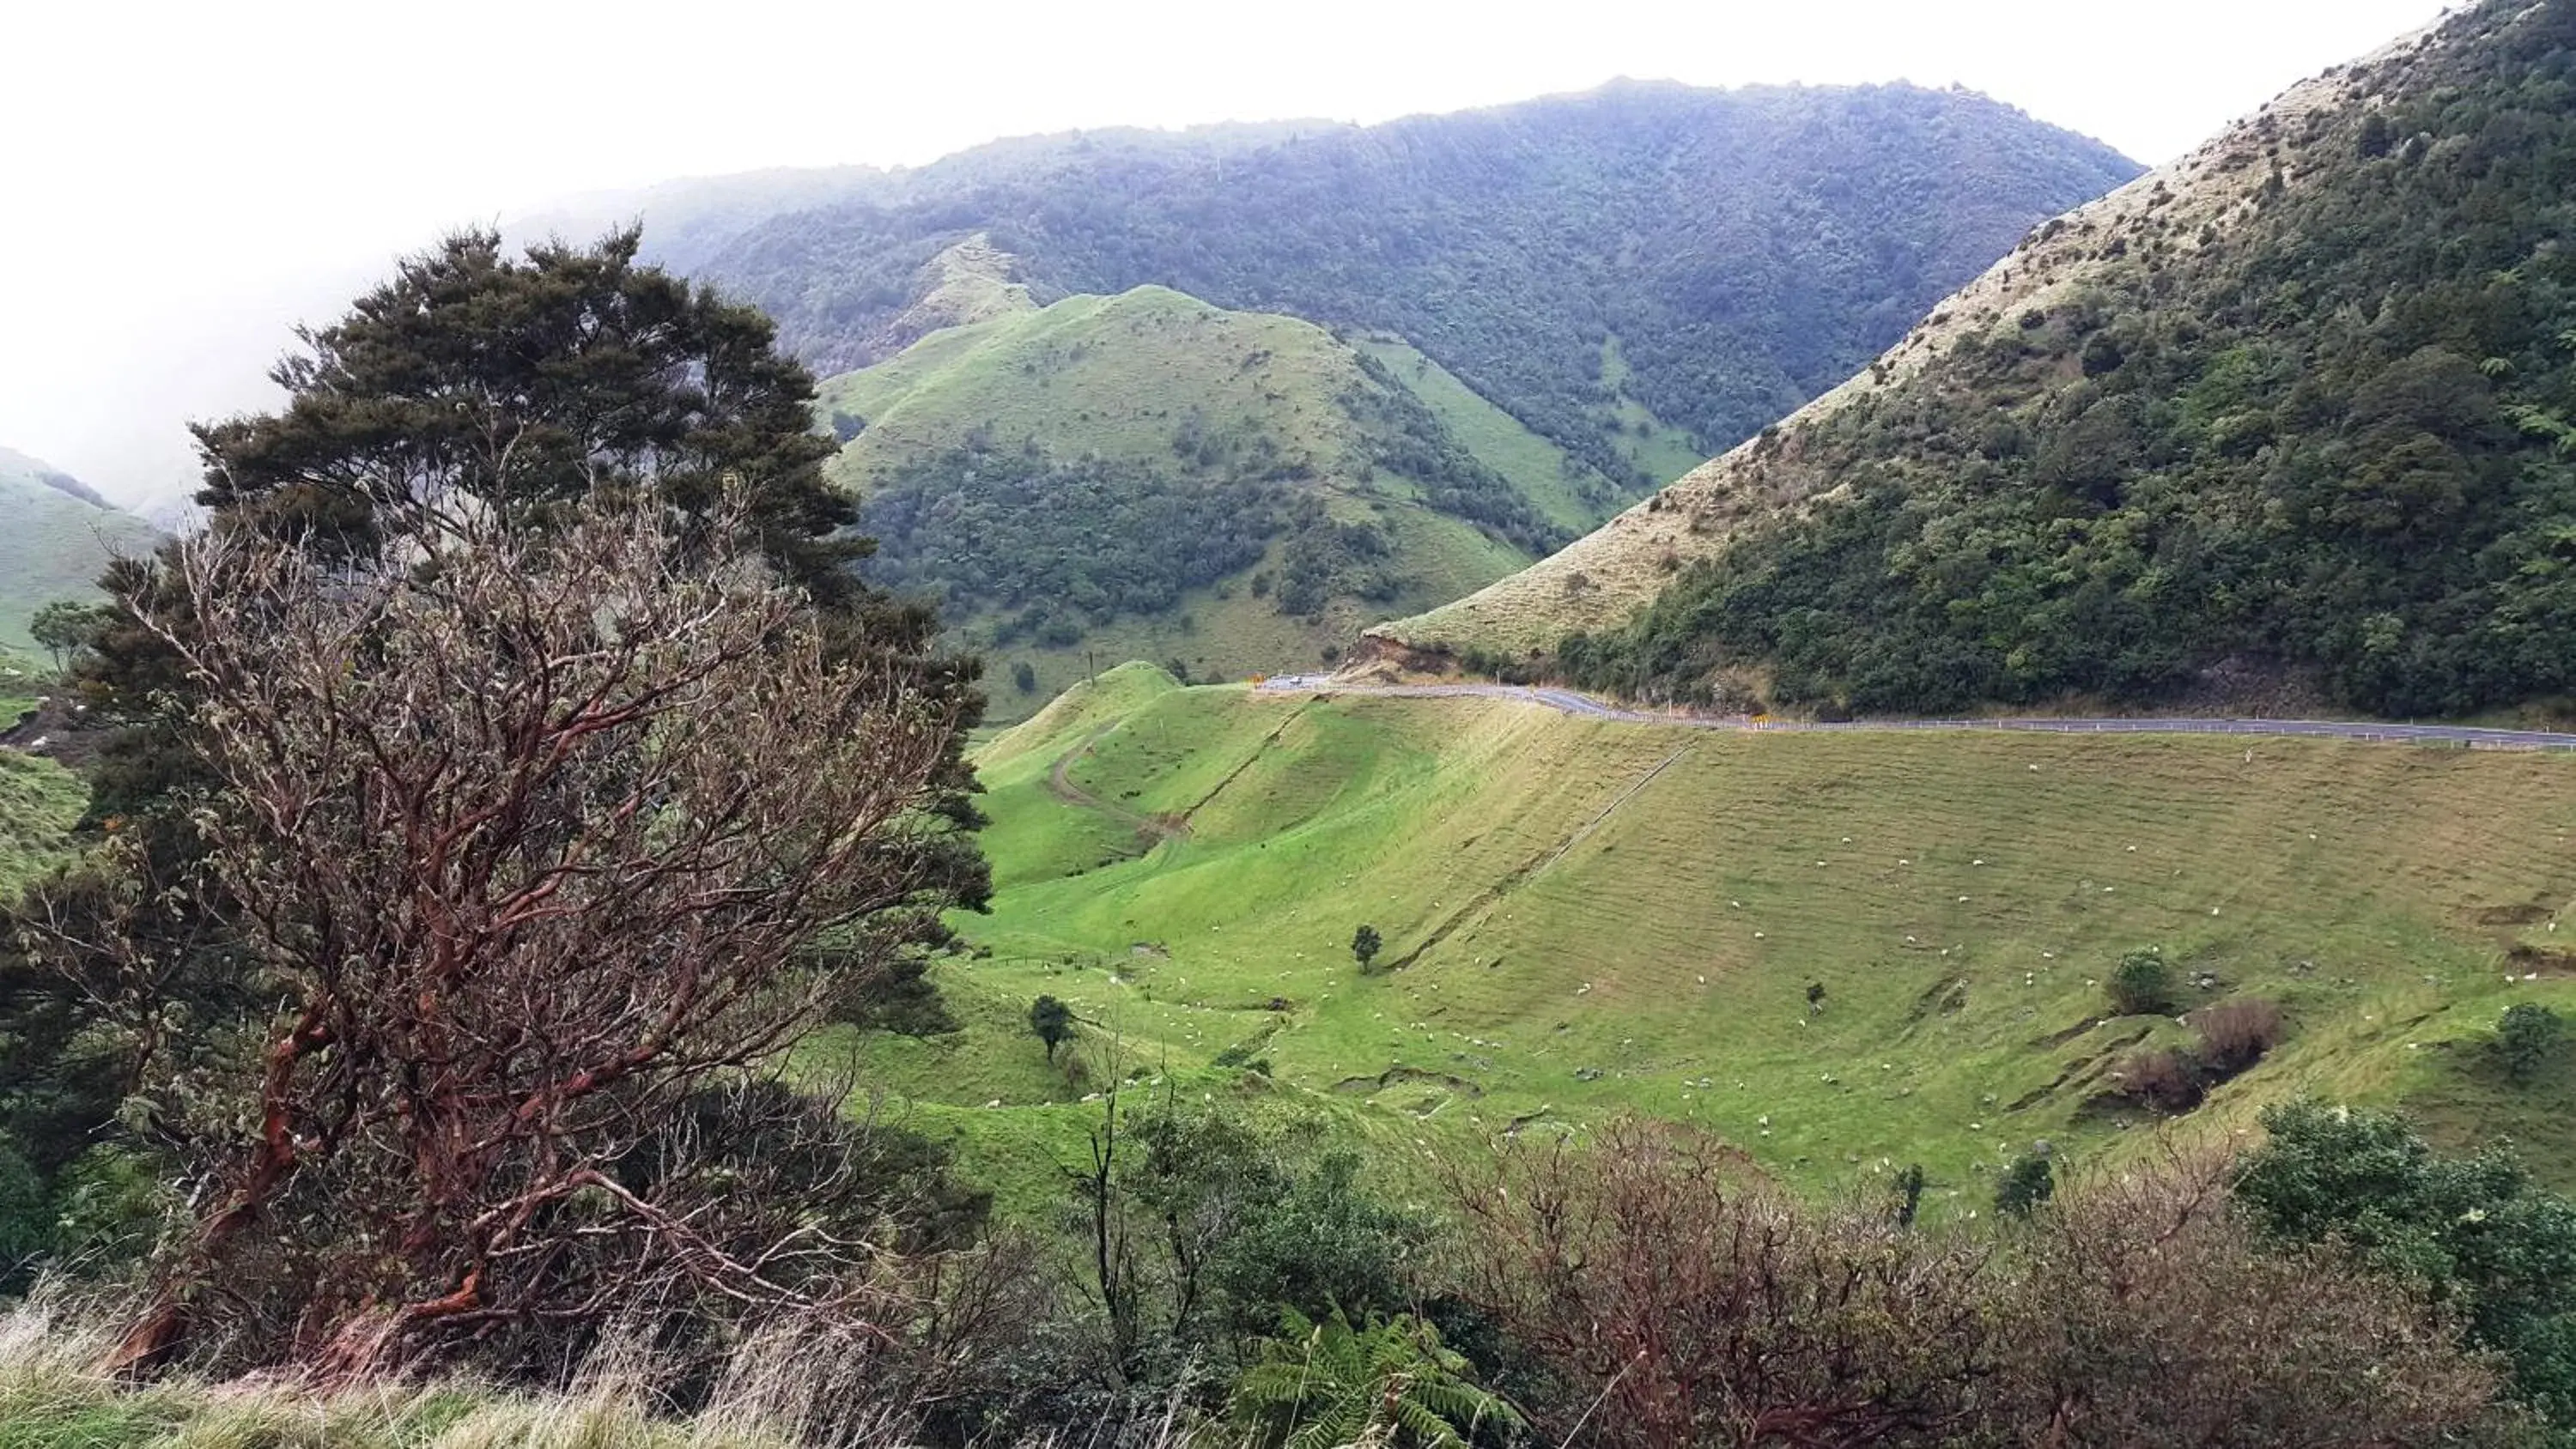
[1564, 2, 2576, 718]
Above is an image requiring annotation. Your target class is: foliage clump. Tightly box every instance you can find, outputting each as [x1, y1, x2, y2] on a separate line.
[1994, 1150, 2055, 1220]
[2239, 1099, 2576, 1426]
[1232, 1309, 1519, 1449]
[1031, 994, 1078, 1062]
[2105, 948, 2175, 1017]
[2498, 1002, 2567, 1084]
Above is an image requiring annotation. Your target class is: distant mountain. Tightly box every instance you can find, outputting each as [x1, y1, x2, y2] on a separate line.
[585, 83, 2138, 493]
[817, 271, 1625, 714]
[0, 447, 158, 653]
[1385, 1, 2576, 723]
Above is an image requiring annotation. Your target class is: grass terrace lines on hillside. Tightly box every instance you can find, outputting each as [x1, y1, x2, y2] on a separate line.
[843, 667, 2576, 1218]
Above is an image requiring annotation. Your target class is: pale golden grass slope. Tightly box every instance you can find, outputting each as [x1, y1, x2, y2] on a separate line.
[0, 1288, 1088, 1449]
[1370, 15, 2453, 663]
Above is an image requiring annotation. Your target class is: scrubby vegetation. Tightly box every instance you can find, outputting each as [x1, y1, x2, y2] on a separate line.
[1560, 0, 2576, 719]
[813, 287, 1583, 715]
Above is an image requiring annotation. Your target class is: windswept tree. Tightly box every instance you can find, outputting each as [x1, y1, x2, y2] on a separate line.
[21, 489, 975, 1379]
[1, 229, 987, 1269]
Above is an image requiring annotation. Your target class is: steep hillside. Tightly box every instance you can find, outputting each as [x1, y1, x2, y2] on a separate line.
[671, 83, 2138, 489]
[0, 747, 82, 900]
[1387, 1, 2576, 722]
[818, 282, 1625, 714]
[848, 670, 2576, 1215]
[0, 447, 158, 652]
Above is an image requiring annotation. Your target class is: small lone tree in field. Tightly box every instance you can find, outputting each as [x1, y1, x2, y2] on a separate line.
[1806, 981, 1828, 1016]
[1996, 1150, 2055, 1220]
[1893, 1163, 1928, 1228]
[27, 600, 104, 673]
[2107, 949, 2175, 1017]
[1012, 660, 1038, 694]
[1031, 994, 1077, 1062]
[1352, 925, 1383, 972]
[2498, 1003, 2566, 1085]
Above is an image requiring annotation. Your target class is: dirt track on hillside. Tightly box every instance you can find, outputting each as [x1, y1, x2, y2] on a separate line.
[1046, 724, 1189, 844]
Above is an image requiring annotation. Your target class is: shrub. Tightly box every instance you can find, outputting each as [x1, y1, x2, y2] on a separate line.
[1352, 925, 1383, 971]
[1893, 1162, 1928, 1228]
[1231, 1309, 1518, 1449]
[1996, 1152, 2056, 1220]
[2238, 1099, 2576, 1425]
[1990, 1152, 2512, 1446]
[1447, 1121, 1994, 1449]
[2107, 949, 2176, 1016]
[2496, 1003, 2565, 1085]
[1443, 1120, 2509, 1446]
[1011, 660, 1038, 694]
[2111, 1047, 2204, 1113]
[2191, 997, 2285, 1078]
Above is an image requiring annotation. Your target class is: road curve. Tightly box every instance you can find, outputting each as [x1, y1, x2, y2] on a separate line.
[1252, 676, 2576, 752]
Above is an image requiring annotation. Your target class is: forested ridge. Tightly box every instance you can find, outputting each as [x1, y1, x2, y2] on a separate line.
[1561, 0, 2576, 719]
[670, 82, 2137, 488]
[811, 285, 1586, 709]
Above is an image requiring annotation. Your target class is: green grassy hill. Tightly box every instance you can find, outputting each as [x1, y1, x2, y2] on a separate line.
[841, 666, 2576, 1218]
[0, 447, 157, 653]
[0, 747, 83, 900]
[817, 286, 1634, 717]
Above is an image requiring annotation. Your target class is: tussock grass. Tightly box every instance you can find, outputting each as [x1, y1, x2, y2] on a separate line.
[0, 1288, 1219, 1448]
[0, 1291, 860, 1449]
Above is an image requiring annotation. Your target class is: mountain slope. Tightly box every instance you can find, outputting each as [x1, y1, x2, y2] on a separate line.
[819, 282, 1625, 714]
[854, 670, 2576, 1213]
[662, 83, 2138, 490]
[0, 447, 158, 653]
[1387, 1, 2576, 721]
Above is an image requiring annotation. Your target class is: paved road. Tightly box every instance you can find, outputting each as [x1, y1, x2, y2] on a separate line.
[1254, 676, 2576, 752]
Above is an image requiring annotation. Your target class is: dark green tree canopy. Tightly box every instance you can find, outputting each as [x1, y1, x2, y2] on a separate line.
[194, 227, 862, 604]
[1030, 994, 1077, 1061]
[2238, 1100, 2576, 1424]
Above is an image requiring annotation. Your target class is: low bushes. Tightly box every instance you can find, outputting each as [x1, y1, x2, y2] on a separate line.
[2107, 995, 2286, 1114]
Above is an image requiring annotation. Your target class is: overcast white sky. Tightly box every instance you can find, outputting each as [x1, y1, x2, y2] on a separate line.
[2, 0, 2451, 508]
